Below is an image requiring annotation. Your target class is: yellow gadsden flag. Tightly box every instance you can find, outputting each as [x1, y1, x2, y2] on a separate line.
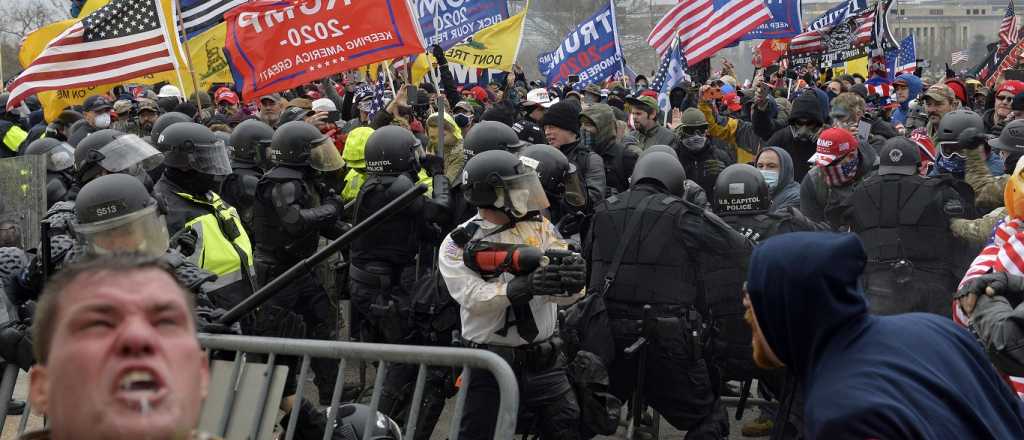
[189, 22, 232, 90]
[19, 0, 193, 122]
[443, 7, 527, 71]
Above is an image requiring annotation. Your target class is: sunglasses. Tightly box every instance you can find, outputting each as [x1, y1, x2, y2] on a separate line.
[682, 126, 708, 136]
[998, 95, 1015, 102]
[792, 119, 820, 128]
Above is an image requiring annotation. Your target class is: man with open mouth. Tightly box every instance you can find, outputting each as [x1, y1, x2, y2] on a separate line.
[24, 254, 211, 440]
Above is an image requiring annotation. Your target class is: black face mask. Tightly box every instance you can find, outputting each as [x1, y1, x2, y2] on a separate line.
[454, 113, 471, 128]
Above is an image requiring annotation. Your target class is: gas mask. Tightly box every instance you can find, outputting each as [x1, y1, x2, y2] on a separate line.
[680, 134, 707, 152]
[790, 124, 820, 143]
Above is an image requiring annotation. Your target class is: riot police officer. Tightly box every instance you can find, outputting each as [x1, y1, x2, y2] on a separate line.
[517, 144, 587, 238]
[253, 120, 348, 405]
[439, 150, 585, 440]
[0, 93, 29, 157]
[713, 164, 823, 243]
[842, 137, 970, 316]
[348, 125, 451, 435]
[152, 122, 255, 309]
[584, 150, 751, 438]
[24, 138, 77, 207]
[449, 121, 528, 225]
[222, 119, 274, 234]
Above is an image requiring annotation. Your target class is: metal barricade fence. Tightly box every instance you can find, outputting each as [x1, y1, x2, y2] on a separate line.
[1, 335, 519, 440]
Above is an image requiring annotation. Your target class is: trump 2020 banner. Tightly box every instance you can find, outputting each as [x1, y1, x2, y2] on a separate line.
[224, 0, 425, 99]
[417, 0, 509, 50]
[536, 0, 623, 87]
[743, 0, 803, 40]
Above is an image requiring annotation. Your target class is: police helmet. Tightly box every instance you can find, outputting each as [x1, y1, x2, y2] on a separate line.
[989, 119, 1024, 153]
[269, 121, 343, 171]
[935, 109, 985, 143]
[631, 148, 686, 197]
[228, 119, 275, 165]
[73, 173, 169, 257]
[330, 403, 402, 439]
[150, 111, 192, 143]
[518, 144, 585, 208]
[712, 164, 770, 215]
[364, 125, 423, 175]
[157, 122, 232, 176]
[75, 129, 163, 184]
[463, 150, 549, 218]
[463, 121, 528, 158]
[24, 138, 75, 172]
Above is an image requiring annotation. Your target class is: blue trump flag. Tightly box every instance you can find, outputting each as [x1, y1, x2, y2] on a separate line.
[536, 0, 624, 88]
[417, 0, 509, 50]
[743, 0, 804, 40]
[805, 0, 868, 31]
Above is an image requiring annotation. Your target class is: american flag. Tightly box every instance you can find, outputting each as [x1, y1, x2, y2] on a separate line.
[650, 38, 690, 114]
[367, 68, 389, 119]
[647, 0, 770, 65]
[180, 0, 247, 39]
[1002, 0, 1022, 51]
[951, 50, 969, 65]
[895, 34, 916, 75]
[790, 5, 878, 55]
[7, 0, 178, 111]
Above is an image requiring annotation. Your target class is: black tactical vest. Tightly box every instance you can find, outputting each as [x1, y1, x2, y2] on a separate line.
[252, 172, 321, 265]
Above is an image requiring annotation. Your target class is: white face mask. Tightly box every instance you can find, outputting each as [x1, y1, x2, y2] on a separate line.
[93, 113, 111, 129]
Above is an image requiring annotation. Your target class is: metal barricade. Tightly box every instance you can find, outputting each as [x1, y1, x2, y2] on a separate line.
[1, 336, 518, 440]
[197, 334, 519, 440]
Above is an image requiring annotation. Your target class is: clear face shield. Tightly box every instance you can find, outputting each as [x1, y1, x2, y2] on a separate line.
[185, 138, 233, 176]
[494, 169, 550, 218]
[46, 142, 75, 172]
[73, 204, 169, 257]
[96, 134, 164, 173]
[309, 137, 345, 172]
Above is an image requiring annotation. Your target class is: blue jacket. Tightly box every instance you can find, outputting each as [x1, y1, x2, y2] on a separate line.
[747, 232, 1024, 439]
[892, 74, 923, 126]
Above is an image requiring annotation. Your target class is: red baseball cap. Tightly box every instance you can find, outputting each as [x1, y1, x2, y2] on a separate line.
[215, 88, 239, 105]
[723, 92, 742, 112]
[998, 80, 1024, 97]
[812, 128, 859, 166]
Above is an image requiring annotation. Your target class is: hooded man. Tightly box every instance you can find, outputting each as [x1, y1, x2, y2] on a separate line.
[579, 103, 639, 196]
[752, 90, 824, 181]
[754, 147, 800, 214]
[425, 111, 465, 183]
[745, 232, 1024, 440]
[800, 127, 878, 227]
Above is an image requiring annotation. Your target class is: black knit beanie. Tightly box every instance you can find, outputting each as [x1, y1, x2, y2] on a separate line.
[540, 100, 580, 134]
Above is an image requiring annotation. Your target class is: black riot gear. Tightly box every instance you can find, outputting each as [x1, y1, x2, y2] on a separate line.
[713, 164, 771, 215]
[843, 146, 969, 316]
[25, 138, 74, 172]
[331, 403, 403, 439]
[363, 125, 424, 175]
[463, 120, 527, 158]
[156, 122, 232, 176]
[73, 173, 169, 257]
[150, 112, 192, 143]
[631, 149, 686, 197]
[518, 144, 585, 205]
[462, 150, 549, 218]
[74, 128, 163, 184]
[229, 119, 274, 165]
[269, 121, 343, 171]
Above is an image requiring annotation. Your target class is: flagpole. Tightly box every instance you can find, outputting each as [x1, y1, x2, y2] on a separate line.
[173, 0, 204, 115]
[610, 0, 626, 88]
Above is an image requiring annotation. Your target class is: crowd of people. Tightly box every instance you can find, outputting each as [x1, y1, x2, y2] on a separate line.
[6, 39, 1024, 439]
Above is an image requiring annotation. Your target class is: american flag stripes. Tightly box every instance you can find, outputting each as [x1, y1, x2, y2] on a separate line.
[952, 50, 969, 65]
[647, 0, 770, 65]
[646, 0, 713, 57]
[180, 0, 247, 39]
[367, 68, 389, 119]
[789, 8, 876, 55]
[651, 39, 689, 114]
[895, 35, 917, 75]
[7, 0, 178, 111]
[1002, 0, 1022, 51]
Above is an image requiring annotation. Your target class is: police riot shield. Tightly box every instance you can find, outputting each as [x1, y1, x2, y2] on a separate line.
[0, 155, 46, 250]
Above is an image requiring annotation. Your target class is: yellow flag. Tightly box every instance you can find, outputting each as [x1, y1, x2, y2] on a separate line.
[443, 8, 527, 71]
[188, 22, 232, 90]
[844, 56, 869, 77]
[410, 53, 432, 86]
[18, 0, 192, 122]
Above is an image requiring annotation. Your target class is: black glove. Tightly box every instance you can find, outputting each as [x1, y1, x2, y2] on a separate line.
[955, 127, 989, 151]
[17, 253, 45, 301]
[957, 273, 1024, 306]
[422, 154, 445, 177]
[194, 305, 242, 335]
[431, 44, 448, 66]
[506, 266, 564, 304]
[556, 211, 585, 237]
[549, 255, 586, 294]
[703, 159, 726, 176]
[322, 194, 345, 216]
[0, 323, 35, 371]
[170, 227, 198, 256]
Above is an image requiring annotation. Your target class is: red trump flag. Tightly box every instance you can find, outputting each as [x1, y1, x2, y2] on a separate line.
[224, 0, 425, 99]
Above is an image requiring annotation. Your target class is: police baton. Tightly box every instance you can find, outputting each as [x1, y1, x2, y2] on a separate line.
[217, 183, 428, 325]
